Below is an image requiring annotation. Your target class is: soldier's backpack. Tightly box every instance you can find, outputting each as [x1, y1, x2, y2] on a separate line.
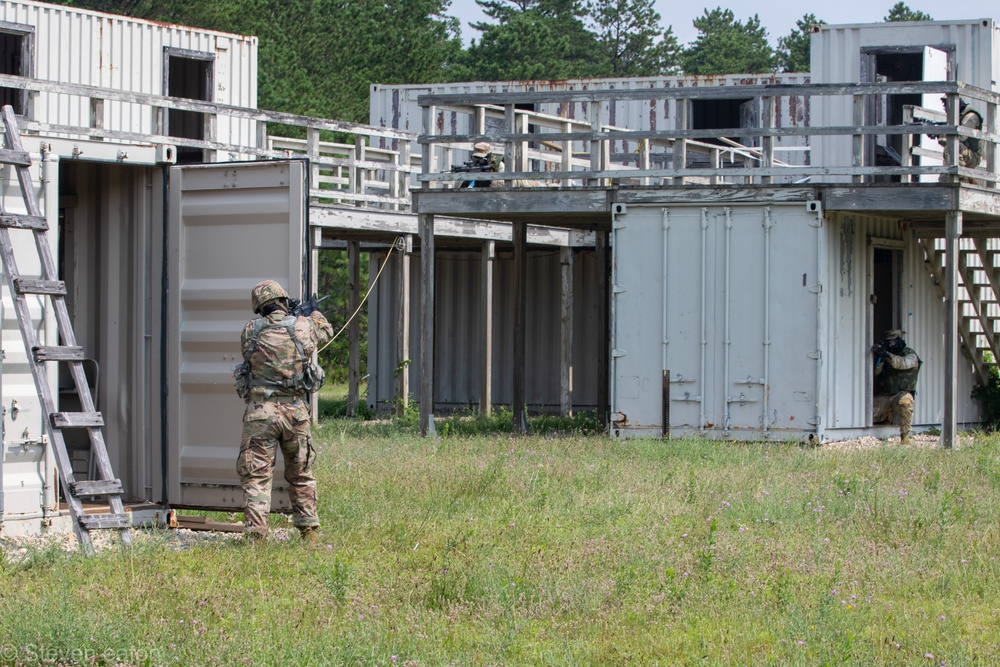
[233, 315, 326, 400]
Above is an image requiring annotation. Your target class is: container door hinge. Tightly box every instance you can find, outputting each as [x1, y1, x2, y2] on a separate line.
[808, 350, 822, 360]
[808, 283, 823, 294]
[611, 348, 627, 358]
[613, 285, 627, 294]
[808, 416, 822, 426]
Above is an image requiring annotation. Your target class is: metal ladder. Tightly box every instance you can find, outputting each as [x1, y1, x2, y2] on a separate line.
[0, 105, 132, 554]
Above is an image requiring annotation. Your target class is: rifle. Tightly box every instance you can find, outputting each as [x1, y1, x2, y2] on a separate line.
[450, 160, 495, 174]
[909, 119, 946, 140]
[288, 294, 329, 317]
[871, 340, 889, 368]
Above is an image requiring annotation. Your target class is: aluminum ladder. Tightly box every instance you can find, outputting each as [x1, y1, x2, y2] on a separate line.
[0, 105, 132, 554]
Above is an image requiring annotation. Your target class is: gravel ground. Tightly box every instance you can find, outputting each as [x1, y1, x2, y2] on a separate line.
[820, 432, 965, 451]
[0, 524, 296, 562]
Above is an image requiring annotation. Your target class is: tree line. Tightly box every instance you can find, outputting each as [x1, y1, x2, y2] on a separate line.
[56, 0, 934, 123]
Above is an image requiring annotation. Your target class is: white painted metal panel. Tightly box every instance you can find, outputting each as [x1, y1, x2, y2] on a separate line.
[611, 202, 821, 440]
[811, 19, 999, 175]
[167, 160, 306, 509]
[0, 0, 258, 146]
[823, 212, 981, 437]
[0, 156, 54, 521]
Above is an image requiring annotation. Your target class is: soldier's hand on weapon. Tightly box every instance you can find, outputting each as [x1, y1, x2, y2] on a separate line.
[293, 294, 327, 317]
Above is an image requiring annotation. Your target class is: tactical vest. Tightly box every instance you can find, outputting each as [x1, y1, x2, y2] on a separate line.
[875, 347, 922, 396]
[233, 315, 325, 400]
[961, 107, 983, 153]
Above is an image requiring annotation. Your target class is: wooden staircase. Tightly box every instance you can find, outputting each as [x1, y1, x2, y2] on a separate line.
[918, 235, 1000, 384]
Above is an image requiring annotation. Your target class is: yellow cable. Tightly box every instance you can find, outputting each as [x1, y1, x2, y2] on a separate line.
[318, 236, 401, 353]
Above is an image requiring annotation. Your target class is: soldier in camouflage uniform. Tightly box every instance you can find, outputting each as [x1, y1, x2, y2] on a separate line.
[872, 329, 922, 445]
[237, 280, 333, 541]
[938, 98, 983, 184]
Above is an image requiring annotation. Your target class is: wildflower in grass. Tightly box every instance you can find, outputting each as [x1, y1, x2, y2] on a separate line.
[939, 615, 946, 620]
[925, 653, 934, 659]
[797, 641, 806, 646]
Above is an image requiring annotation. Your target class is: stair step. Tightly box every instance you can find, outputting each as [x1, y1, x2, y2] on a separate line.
[0, 148, 32, 166]
[33, 345, 84, 362]
[77, 513, 131, 530]
[71, 479, 124, 496]
[13, 278, 66, 295]
[0, 213, 47, 230]
[51, 412, 104, 428]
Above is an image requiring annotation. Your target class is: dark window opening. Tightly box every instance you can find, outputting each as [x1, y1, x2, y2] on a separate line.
[165, 50, 213, 163]
[873, 52, 923, 172]
[0, 24, 33, 115]
[872, 247, 902, 346]
[687, 98, 755, 168]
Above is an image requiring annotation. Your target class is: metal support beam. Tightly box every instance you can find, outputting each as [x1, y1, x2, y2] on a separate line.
[396, 235, 412, 417]
[943, 211, 962, 448]
[513, 221, 528, 433]
[480, 240, 495, 416]
[560, 246, 574, 417]
[419, 215, 436, 436]
[346, 239, 360, 416]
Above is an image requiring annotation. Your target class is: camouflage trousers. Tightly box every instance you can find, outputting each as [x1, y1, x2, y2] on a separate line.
[873, 391, 914, 442]
[237, 398, 319, 537]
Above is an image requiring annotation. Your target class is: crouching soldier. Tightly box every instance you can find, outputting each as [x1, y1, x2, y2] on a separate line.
[235, 280, 333, 542]
[872, 329, 922, 444]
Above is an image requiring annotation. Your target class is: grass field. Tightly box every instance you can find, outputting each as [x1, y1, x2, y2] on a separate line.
[2, 416, 1000, 666]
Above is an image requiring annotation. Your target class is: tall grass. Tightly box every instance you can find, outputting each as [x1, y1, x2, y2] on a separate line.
[2, 426, 1000, 665]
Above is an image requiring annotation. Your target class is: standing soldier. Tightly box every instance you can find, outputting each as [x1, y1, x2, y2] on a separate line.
[872, 329, 922, 445]
[235, 280, 333, 542]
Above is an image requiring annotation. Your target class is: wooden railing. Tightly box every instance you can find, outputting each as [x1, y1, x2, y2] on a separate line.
[0, 72, 419, 211]
[416, 81, 1000, 189]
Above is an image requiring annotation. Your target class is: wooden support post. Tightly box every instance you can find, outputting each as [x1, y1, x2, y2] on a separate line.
[944, 94, 960, 184]
[513, 221, 528, 433]
[987, 99, 997, 188]
[502, 104, 515, 189]
[346, 240, 361, 417]
[480, 240, 495, 416]
[589, 102, 604, 187]
[597, 230, 610, 429]
[398, 139, 412, 210]
[396, 235, 412, 417]
[760, 96, 774, 185]
[673, 99, 688, 186]
[419, 214, 436, 436]
[307, 127, 320, 198]
[560, 246, 574, 417]
[354, 135, 367, 207]
[852, 93, 865, 184]
[561, 120, 573, 177]
[942, 211, 962, 448]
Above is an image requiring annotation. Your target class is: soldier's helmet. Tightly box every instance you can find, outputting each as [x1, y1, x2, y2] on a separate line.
[251, 280, 289, 314]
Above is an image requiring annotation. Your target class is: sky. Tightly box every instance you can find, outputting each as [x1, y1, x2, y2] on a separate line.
[447, 0, 1000, 47]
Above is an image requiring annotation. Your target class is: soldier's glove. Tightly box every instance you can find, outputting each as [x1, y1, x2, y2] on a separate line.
[871, 342, 888, 358]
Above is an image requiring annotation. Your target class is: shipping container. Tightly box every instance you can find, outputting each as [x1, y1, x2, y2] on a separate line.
[609, 202, 982, 440]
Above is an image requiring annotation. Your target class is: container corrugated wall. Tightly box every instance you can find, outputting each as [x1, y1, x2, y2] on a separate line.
[370, 73, 812, 165]
[811, 20, 999, 178]
[367, 249, 601, 412]
[823, 212, 981, 434]
[0, 0, 257, 147]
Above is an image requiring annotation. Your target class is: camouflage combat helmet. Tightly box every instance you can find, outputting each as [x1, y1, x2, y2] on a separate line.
[251, 280, 289, 314]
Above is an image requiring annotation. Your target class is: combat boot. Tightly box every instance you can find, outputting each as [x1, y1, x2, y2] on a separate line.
[299, 526, 319, 544]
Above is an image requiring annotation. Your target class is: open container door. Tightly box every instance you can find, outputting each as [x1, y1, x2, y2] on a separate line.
[918, 46, 950, 182]
[166, 161, 308, 509]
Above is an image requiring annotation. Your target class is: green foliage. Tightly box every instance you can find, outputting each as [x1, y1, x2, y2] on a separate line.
[884, 2, 933, 22]
[681, 7, 776, 75]
[463, 0, 600, 80]
[316, 248, 368, 383]
[971, 353, 1000, 431]
[776, 13, 824, 73]
[585, 0, 681, 76]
